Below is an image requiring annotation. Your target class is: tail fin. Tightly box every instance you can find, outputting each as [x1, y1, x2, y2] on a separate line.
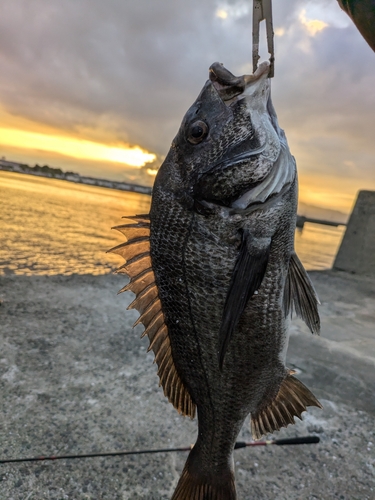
[171, 446, 236, 500]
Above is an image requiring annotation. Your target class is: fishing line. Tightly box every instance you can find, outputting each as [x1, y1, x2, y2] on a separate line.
[0, 436, 319, 465]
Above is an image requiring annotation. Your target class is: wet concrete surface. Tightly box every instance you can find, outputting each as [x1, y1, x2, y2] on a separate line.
[0, 271, 374, 499]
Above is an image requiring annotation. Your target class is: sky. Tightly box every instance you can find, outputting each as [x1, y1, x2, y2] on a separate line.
[0, 0, 374, 213]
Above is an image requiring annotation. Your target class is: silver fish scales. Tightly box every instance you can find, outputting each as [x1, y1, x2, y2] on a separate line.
[110, 61, 322, 500]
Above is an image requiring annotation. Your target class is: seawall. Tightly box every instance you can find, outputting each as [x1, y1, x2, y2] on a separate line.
[334, 190, 375, 276]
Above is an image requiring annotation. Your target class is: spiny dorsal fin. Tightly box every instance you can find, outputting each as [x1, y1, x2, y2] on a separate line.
[109, 238, 150, 262]
[251, 372, 322, 440]
[284, 252, 320, 334]
[122, 214, 150, 224]
[118, 269, 154, 295]
[108, 216, 196, 419]
[112, 224, 151, 240]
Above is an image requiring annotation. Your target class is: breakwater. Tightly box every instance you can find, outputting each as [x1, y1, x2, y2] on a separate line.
[0, 159, 152, 196]
[334, 190, 375, 276]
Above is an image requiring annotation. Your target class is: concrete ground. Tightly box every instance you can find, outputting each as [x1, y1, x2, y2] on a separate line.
[0, 271, 374, 500]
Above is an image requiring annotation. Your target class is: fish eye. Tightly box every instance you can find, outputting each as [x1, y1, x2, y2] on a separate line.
[187, 120, 209, 145]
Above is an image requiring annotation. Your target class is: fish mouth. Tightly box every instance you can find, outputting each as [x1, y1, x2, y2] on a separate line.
[209, 61, 270, 104]
[199, 61, 270, 174]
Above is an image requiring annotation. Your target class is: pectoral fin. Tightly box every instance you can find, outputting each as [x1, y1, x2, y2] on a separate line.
[218, 230, 271, 369]
[251, 372, 323, 440]
[283, 252, 320, 334]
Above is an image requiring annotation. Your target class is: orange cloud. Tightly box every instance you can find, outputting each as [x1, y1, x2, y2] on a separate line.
[0, 127, 156, 168]
[299, 9, 328, 36]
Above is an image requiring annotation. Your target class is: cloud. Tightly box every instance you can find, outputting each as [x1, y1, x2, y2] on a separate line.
[302, 1, 351, 29]
[215, 2, 251, 21]
[299, 9, 328, 36]
[0, 0, 374, 209]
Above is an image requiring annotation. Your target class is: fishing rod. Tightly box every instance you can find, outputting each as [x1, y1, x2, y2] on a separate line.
[0, 436, 319, 465]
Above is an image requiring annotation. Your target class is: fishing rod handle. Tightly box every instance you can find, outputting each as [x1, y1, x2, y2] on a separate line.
[275, 436, 320, 445]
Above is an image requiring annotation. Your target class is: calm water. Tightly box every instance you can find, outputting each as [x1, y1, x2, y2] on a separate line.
[0, 171, 345, 276]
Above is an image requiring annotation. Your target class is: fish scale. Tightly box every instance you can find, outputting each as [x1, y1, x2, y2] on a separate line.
[150, 191, 206, 396]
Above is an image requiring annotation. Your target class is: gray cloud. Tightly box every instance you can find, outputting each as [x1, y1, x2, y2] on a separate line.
[0, 0, 374, 204]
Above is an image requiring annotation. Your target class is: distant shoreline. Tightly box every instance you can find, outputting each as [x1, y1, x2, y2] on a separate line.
[0, 159, 348, 226]
[0, 160, 152, 196]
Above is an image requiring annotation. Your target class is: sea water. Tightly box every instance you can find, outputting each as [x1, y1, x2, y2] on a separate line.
[0, 171, 345, 276]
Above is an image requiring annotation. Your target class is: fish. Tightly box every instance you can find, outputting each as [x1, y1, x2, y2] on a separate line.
[109, 60, 322, 500]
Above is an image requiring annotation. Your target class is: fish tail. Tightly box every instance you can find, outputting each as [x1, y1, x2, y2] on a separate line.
[171, 444, 236, 500]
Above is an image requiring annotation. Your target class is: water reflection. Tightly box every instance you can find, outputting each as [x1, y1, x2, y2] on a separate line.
[294, 223, 345, 270]
[0, 171, 150, 275]
[0, 171, 345, 275]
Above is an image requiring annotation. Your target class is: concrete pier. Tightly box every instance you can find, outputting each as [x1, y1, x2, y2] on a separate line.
[0, 273, 374, 499]
[334, 190, 375, 276]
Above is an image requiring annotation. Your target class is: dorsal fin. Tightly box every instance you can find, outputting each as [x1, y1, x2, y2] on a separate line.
[251, 371, 322, 440]
[108, 216, 196, 419]
[122, 214, 150, 223]
[113, 224, 151, 240]
[283, 252, 320, 334]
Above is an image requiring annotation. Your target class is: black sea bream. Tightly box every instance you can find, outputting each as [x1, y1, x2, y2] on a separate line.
[110, 61, 322, 500]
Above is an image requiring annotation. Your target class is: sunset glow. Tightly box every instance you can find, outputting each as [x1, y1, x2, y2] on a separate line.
[298, 174, 362, 213]
[0, 128, 156, 168]
[299, 9, 328, 36]
[216, 9, 228, 19]
[275, 28, 286, 37]
[146, 168, 159, 176]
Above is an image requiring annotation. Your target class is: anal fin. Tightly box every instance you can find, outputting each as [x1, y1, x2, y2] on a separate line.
[284, 252, 320, 334]
[251, 372, 322, 440]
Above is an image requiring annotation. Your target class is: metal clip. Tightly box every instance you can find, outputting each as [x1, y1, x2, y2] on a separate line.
[252, 0, 274, 77]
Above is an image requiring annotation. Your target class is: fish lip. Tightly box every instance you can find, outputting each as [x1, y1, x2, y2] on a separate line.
[242, 61, 271, 87]
[209, 61, 270, 103]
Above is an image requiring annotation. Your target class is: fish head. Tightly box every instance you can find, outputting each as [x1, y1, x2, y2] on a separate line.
[155, 61, 294, 209]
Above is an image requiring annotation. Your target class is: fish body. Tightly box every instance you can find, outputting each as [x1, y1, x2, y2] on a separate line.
[110, 62, 321, 499]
